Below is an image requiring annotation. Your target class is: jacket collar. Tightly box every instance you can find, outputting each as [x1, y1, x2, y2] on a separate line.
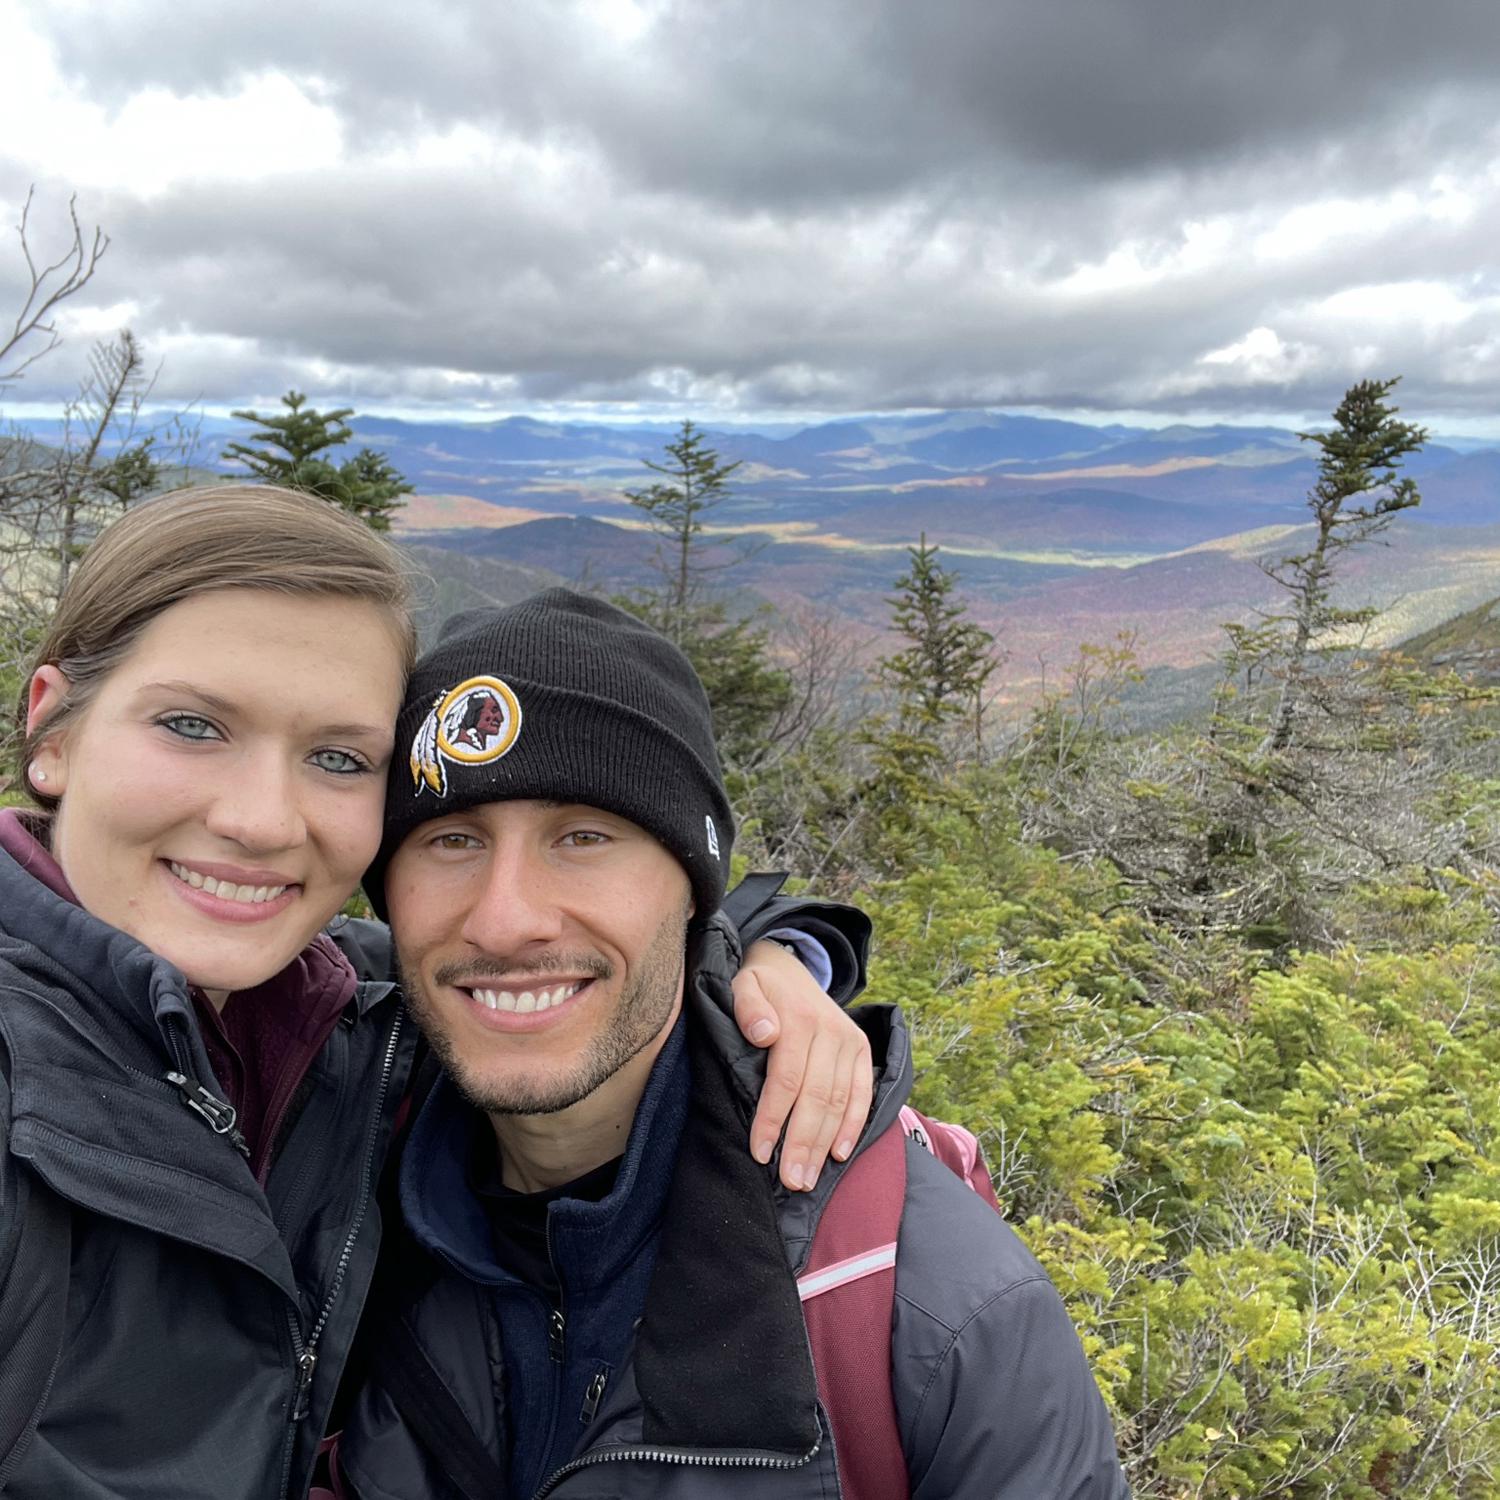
[0, 807, 76, 903]
[401, 1014, 690, 1293]
[0, 819, 369, 1087]
[0, 828, 214, 1080]
[632, 914, 912, 1456]
[685, 913, 914, 1263]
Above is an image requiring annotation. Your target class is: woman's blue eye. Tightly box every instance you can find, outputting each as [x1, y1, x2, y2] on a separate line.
[159, 714, 219, 741]
[310, 748, 369, 776]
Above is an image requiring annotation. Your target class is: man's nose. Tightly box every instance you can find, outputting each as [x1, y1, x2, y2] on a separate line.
[458, 842, 565, 955]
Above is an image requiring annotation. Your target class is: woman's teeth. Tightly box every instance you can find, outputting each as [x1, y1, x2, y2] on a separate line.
[470, 982, 585, 1014]
[169, 861, 288, 905]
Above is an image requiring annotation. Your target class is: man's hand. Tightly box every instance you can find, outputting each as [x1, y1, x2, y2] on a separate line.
[734, 939, 874, 1192]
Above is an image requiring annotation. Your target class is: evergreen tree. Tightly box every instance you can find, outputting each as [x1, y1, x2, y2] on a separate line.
[848, 537, 1002, 873]
[618, 421, 788, 778]
[878, 534, 1000, 743]
[222, 391, 411, 531]
[1259, 377, 1427, 753]
[624, 418, 741, 637]
[627, 593, 792, 776]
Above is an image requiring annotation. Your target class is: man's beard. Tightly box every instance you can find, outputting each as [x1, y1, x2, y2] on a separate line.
[398, 899, 690, 1118]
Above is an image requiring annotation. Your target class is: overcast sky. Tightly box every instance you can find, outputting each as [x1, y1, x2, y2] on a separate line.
[3, 0, 1499, 430]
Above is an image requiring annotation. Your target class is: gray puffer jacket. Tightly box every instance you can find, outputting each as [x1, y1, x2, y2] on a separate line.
[338, 917, 1130, 1500]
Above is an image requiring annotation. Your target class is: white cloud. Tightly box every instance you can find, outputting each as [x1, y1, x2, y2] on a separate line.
[0, 8, 343, 198]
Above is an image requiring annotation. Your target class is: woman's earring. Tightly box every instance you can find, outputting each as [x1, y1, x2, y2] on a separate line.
[30, 767, 47, 785]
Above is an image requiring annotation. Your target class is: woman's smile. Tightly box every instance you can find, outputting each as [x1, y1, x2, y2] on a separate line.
[162, 857, 302, 920]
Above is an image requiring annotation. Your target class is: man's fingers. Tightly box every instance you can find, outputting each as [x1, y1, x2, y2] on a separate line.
[750, 1024, 811, 1167]
[833, 1039, 874, 1163]
[776, 1033, 866, 1191]
[735, 936, 874, 1186]
[731, 967, 780, 1049]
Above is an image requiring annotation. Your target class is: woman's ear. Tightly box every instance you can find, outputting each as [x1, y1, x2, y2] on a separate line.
[26, 665, 70, 735]
[26, 666, 72, 793]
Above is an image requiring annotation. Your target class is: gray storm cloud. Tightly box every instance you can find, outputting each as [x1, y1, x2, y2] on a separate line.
[5, 0, 1500, 419]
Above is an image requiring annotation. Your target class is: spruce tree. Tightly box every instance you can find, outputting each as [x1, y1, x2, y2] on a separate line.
[624, 419, 741, 637]
[1259, 377, 1427, 752]
[878, 534, 999, 741]
[223, 391, 411, 532]
[619, 420, 788, 776]
[856, 537, 1001, 870]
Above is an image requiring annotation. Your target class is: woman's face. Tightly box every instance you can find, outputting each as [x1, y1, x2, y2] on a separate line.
[29, 588, 404, 1000]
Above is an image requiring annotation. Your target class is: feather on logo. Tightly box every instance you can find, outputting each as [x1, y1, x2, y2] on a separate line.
[409, 675, 523, 797]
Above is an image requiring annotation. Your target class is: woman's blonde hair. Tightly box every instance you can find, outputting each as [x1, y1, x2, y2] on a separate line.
[19, 483, 417, 809]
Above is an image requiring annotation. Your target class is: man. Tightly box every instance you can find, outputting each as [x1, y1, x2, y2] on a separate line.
[339, 589, 1129, 1500]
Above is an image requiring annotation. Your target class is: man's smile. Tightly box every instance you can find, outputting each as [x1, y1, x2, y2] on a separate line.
[463, 979, 589, 1015]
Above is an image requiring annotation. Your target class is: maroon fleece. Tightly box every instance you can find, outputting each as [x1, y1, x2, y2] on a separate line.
[0, 808, 357, 1181]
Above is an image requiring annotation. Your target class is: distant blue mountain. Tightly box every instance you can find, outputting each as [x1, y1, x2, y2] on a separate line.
[894, 413, 1141, 466]
[351, 416, 666, 465]
[9, 407, 1498, 545]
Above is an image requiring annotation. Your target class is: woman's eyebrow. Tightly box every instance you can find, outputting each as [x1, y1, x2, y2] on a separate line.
[136, 680, 237, 714]
[137, 682, 388, 741]
[317, 721, 393, 742]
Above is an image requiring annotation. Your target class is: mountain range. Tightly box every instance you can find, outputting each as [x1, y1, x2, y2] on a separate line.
[367, 411, 1500, 681]
[11, 407, 1500, 689]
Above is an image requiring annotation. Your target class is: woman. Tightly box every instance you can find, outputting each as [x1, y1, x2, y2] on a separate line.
[0, 485, 871, 1500]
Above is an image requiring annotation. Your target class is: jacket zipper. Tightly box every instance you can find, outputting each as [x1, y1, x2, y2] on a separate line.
[164, 1069, 250, 1156]
[120, 1052, 247, 1158]
[532, 1217, 568, 1494]
[276, 1008, 405, 1498]
[159, 1016, 252, 1157]
[579, 1368, 607, 1425]
[531, 1437, 821, 1498]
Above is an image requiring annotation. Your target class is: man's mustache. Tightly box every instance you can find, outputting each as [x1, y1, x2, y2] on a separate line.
[431, 952, 613, 987]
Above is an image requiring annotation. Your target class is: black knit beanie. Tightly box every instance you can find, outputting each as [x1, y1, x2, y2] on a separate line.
[365, 589, 732, 920]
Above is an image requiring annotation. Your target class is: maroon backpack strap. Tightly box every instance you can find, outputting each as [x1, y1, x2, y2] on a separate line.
[796, 1121, 910, 1500]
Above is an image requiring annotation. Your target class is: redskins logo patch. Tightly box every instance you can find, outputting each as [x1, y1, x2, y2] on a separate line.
[409, 675, 523, 797]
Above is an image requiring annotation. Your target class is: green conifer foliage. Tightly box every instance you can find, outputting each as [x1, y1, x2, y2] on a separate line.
[624, 418, 742, 637]
[847, 538, 1001, 873]
[857, 791, 1500, 1497]
[877, 533, 999, 738]
[1260, 377, 1427, 754]
[222, 390, 411, 531]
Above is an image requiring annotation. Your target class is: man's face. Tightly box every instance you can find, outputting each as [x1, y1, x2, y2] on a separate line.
[387, 798, 693, 1116]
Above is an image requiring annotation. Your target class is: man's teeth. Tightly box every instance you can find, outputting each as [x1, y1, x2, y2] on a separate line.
[470, 982, 585, 1014]
[169, 861, 288, 905]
